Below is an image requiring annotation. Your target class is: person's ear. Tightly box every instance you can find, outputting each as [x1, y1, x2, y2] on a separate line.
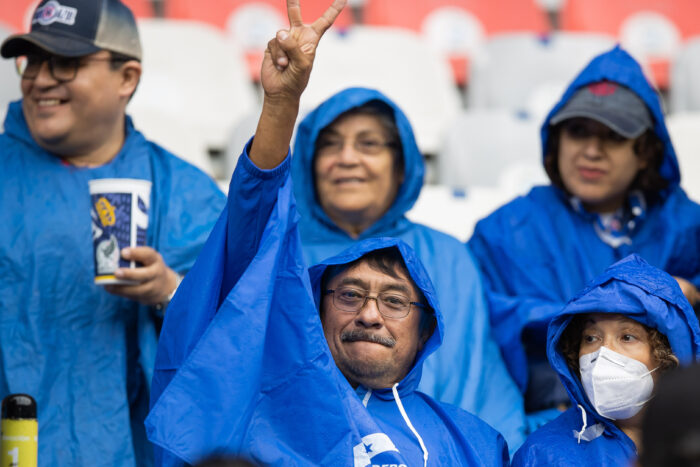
[118, 60, 142, 99]
[417, 314, 434, 351]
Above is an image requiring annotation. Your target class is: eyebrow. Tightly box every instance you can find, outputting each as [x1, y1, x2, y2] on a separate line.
[336, 277, 412, 295]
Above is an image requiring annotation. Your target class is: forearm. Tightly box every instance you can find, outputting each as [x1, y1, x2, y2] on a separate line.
[249, 96, 300, 170]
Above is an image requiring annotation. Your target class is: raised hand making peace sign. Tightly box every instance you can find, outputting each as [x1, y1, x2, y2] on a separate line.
[262, 0, 345, 100]
[250, 0, 346, 169]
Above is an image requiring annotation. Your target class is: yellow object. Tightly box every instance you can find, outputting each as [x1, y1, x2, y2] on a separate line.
[95, 196, 117, 227]
[1, 419, 37, 467]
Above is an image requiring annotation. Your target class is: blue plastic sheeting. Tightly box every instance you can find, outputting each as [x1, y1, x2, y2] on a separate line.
[292, 87, 528, 451]
[147, 148, 509, 466]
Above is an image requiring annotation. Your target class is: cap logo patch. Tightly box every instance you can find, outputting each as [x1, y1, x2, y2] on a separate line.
[33, 1, 77, 27]
[588, 82, 617, 96]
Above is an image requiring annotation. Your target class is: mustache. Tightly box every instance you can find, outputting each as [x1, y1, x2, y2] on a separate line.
[341, 329, 396, 348]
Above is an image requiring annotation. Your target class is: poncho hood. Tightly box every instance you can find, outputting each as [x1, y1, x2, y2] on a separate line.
[547, 254, 700, 430]
[292, 87, 424, 239]
[309, 236, 443, 396]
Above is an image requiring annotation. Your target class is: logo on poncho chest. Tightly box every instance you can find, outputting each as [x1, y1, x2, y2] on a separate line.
[353, 433, 407, 467]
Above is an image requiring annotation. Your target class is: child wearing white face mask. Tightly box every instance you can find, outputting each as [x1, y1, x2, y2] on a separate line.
[512, 254, 700, 467]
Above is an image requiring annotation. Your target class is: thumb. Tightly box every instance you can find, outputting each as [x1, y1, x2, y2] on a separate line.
[276, 29, 313, 68]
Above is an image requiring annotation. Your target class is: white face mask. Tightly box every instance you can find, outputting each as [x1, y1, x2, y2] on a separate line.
[579, 346, 658, 420]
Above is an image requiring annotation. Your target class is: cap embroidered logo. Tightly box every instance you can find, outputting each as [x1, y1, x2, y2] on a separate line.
[588, 82, 618, 96]
[33, 1, 77, 27]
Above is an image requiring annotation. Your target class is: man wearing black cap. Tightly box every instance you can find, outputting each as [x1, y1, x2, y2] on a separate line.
[0, 1, 226, 465]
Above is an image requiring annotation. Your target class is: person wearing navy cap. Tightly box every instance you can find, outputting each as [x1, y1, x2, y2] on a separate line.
[469, 46, 700, 421]
[0, 1, 225, 465]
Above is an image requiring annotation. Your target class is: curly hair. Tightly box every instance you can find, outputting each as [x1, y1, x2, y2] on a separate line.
[560, 314, 679, 375]
[544, 123, 668, 204]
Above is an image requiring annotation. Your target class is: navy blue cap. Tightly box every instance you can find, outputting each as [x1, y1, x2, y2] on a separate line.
[1, 0, 141, 60]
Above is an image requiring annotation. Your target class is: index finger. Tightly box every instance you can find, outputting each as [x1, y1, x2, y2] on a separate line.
[311, 0, 347, 36]
[287, 0, 304, 28]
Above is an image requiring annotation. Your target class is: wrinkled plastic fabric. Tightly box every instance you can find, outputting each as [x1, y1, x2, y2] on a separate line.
[512, 254, 700, 466]
[291, 87, 527, 451]
[469, 46, 700, 391]
[147, 148, 510, 466]
[0, 101, 226, 466]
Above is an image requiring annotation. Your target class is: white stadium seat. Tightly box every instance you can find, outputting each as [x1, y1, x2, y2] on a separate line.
[670, 37, 700, 113]
[437, 109, 544, 190]
[468, 32, 616, 117]
[301, 25, 462, 156]
[666, 112, 700, 202]
[0, 23, 22, 131]
[129, 19, 258, 177]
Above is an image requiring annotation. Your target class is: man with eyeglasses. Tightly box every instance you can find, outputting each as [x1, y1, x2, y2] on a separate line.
[146, 1, 508, 465]
[0, 0, 225, 465]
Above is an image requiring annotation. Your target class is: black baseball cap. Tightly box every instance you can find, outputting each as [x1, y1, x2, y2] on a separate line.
[550, 81, 653, 139]
[1, 0, 142, 60]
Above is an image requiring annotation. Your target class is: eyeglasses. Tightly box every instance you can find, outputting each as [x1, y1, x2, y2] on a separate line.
[15, 54, 127, 83]
[316, 136, 396, 157]
[324, 286, 426, 319]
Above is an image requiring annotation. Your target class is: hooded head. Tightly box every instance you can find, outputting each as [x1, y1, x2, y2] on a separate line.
[308, 237, 442, 392]
[292, 88, 424, 238]
[547, 254, 700, 427]
[541, 46, 680, 211]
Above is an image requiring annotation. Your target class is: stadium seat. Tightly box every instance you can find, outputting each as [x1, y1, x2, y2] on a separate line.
[300, 26, 461, 156]
[223, 106, 263, 182]
[130, 108, 215, 176]
[559, 0, 700, 89]
[467, 32, 616, 115]
[165, 0, 353, 80]
[437, 109, 543, 190]
[0, 24, 22, 131]
[129, 19, 257, 176]
[121, 0, 155, 18]
[0, 0, 39, 32]
[0, 0, 152, 37]
[406, 184, 513, 241]
[666, 112, 700, 203]
[362, 0, 549, 86]
[670, 37, 700, 113]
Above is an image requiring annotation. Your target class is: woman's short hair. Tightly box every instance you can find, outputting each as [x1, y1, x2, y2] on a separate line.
[559, 314, 679, 375]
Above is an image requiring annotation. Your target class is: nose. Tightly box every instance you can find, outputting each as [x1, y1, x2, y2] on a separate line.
[32, 60, 59, 88]
[336, 140, 361, 165]
[600, 335, 617, 352]
[354, 296, 383, 329]
[581, 135, 604, 159]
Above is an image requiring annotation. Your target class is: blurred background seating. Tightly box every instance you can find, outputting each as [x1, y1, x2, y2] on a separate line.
[2, 0, 700, 235]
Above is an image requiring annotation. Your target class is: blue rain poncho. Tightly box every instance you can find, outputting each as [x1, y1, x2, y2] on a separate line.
[291, 87, 527, 450]
[469, 46, 700, 396]
[0, 101, 226, 466]
[512, 254, 700, 466]
[147, 146, 510, 467]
